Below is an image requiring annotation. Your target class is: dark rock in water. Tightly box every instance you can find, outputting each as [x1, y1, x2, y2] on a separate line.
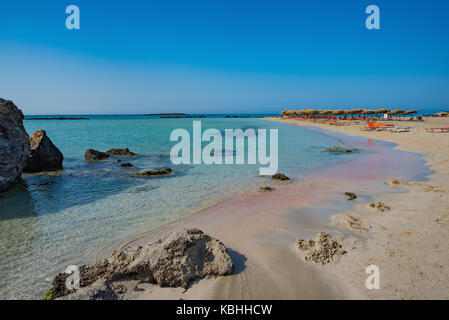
[106, 148, 136, 157]
[119, 162, 133, 168]
[272, 173, 289, 181]
[132, 168, 172, 176]
[260, 186, 273, 191]
[48, 229, 234, 299]
[85, 149, 110, 162]
[327, 146, 355, 153]
[23, 130, 63, 172]
[0, 98, 30, 192]
[344, 192, 357, 201]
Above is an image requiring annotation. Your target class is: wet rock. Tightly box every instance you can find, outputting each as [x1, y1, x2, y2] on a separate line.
[296, 232, 346, 265]
[272, 173, 289, 181]
[23, 130, 63, 172]
[260, 186, 273, 191]
[132, 168, 172, 176]
[85, 149, 110, 162]
[106, 148, 136, 157]
[345, 192, 357, 200]
[119, 162, 134, 168]
[368, 201, 391, 212]
[0, 98, 30, 192]
[48, 229, 234, 299]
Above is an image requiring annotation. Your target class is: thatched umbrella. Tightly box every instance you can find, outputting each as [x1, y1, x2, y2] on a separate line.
[334, 110, 346, 115]
[347, 109, 363, 115]
[388, 109, 406, 119]
[404, 110, 418, 115]
[388, 109, 404, 115]
[361, 110, 375, 118]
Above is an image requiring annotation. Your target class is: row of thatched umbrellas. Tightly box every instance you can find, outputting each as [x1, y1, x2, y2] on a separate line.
[281, 109, 418, 117]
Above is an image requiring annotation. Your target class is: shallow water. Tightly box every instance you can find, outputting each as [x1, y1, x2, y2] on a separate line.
[0, 116, 363, 299]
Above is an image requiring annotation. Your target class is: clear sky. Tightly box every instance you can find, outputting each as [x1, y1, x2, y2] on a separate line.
[1, 0, 448, 114]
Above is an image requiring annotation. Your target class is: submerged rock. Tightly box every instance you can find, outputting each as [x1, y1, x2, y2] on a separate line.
[106, 148, 136, 157]
[48, 229, 234, 299]
[344, 192, 357, 200]
[368, 201, 391, 212]
[327, 146, 355, 153]
[119, 162, 134, 168]
[85, 149, 110, 162]
[260, 186, 273, 191]
[272, 173, 289, 181]
[132, 168, 172, 176]
[296, 232, 346, 265]
[0, 98, 30, 192]
[23, 130, 63, 172]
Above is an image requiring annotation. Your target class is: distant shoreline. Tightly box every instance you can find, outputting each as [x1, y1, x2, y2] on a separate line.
[24, 117, 89, 120]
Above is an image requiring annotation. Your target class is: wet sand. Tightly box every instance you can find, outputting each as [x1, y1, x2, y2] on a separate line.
[115, 119, 446, 300]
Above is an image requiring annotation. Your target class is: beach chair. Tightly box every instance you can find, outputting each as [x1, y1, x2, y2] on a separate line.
[361, 120, 394, 131]
[425, 127, 449, 133]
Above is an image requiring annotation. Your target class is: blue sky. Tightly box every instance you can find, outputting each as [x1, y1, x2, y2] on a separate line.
[1, 0, 448, 114]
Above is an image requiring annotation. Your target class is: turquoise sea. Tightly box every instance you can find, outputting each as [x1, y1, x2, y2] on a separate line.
[0, 115, 428, 299]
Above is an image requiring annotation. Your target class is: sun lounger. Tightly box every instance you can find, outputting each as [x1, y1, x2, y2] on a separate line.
[425, 127, 449, 133]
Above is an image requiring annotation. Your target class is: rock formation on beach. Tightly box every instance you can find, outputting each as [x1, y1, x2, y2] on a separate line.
[332, 214, 370, 233]
[368, 201, 391, 212]
[296, 232, 346, 265]
[0, 99, 30, 192]
[85, 149, 110, 162]
[106, 148, 136, 157]
[48, 228, 234, 300]
[23, 130, 63, 172]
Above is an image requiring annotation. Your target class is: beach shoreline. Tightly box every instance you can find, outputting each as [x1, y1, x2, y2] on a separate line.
[98, 117, 449, 300]
[263, 117, 449, 299]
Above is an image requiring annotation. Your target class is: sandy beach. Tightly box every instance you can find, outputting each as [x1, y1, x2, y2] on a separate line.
[265, 117, 449, 299]
[95, 116, 449, 300]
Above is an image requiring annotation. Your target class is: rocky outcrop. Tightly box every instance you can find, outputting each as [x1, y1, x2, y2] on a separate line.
[23, 130, 63, 172]
[106, 148, 136, 157]
[48, 229, 234, 299]
[296, 232, 346, 265]
[0, 99, 30, 192]
[85, 149, 110, 162]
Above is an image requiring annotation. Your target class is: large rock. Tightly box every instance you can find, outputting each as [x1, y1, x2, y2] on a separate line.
[85, 149, 109, 162]
[23, 130, 63, 172]
[48, 228, 234, 299]
[0, 98, 30, 192]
